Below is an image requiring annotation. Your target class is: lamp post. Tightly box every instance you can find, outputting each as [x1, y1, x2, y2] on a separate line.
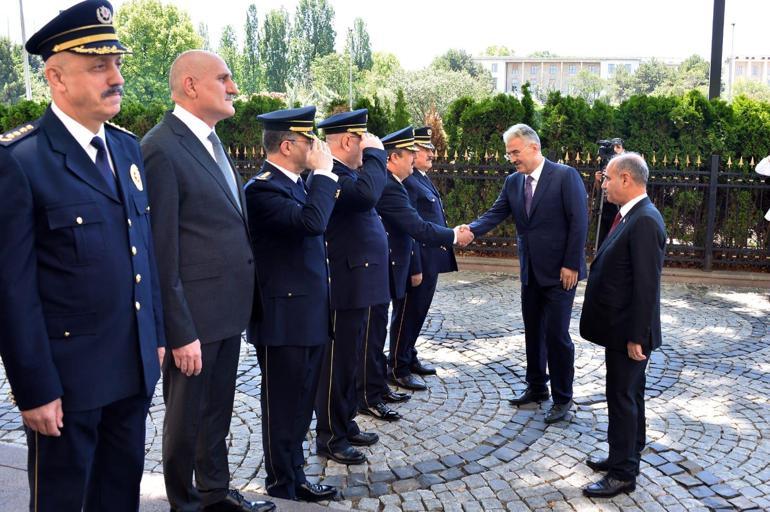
[348, 28, 353, 110]
[727, 22, 735, 100]
[19, 0, 32, 100]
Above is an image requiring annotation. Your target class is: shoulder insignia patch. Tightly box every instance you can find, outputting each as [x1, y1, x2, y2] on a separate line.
[256, 171, 272, 180]
[105, 121, 137, 138]
[0, 122, 39, 146]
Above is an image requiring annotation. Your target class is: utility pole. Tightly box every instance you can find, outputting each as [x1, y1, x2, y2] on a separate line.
[19, 0, 32, 100]
[348, 28, 353, 110]
[708, 0, 725, 101]
[727, 22, 736, 100]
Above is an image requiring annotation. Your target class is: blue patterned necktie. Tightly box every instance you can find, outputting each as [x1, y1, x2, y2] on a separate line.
[296, 177, 307, 199]
[90, 136, 117, 196]
[207, 131, 241, 211]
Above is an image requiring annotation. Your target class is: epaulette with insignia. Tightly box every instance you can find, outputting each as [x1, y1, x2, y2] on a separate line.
[256, 171, 273, 181]
[105, 120, 137, 138]
[0, 121, 39, 146]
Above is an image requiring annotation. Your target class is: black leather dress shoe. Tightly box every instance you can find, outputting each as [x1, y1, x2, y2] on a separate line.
[359, 402, 401, 421]
[582, 475, 636, 497]
[295, 482, 338, 502]
[544, 400, 572, 424]
[203, 489, 275, 512]
[509, 388, 549, 406]
[390, 373, 427, 391]
[348, 431, 379, 446]
[586, 457, 611, 472]
[410, 361, 437, 375]
[317, 445, 367, 465]
[383, 388, 411, 403]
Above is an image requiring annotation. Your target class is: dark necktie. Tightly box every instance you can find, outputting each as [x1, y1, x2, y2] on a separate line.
[524, 175, 534, 217]
[90, 136, 117, 196]
[295, 177, 307, 199]
[608, 211, 623, 234]
[207, 131, 241, 211]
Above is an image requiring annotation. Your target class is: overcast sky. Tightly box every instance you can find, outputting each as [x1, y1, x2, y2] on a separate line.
[4, 0, 767, 70]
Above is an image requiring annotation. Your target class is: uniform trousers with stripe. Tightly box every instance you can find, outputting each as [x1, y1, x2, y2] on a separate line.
[315, 307, 367, 453]
[25, 392, 150, 512]
[388, 272, 439, 378]
[357, 303, 390, 408]
[257, 344, 324, 500]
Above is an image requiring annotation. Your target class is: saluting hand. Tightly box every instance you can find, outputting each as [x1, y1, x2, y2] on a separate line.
[359, 132, 384, 151]
[22, 398, 64, 437]
[307, 138, 333, 172]
[173, 339, 203, 377]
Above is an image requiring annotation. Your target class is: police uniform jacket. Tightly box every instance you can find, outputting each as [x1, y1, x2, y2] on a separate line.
[403, 170, 458, 277]
[244, 162, 339, 346]
[0, 108, 165, 412]
[325, 149, 390, 310]
[376, 173, 455, 300]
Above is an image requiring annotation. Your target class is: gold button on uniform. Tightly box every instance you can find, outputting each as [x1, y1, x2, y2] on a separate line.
[288, 292, 292, 297]
[75, 216, 83, 225]
[131, 246, 137, 256]
[364, 262, 369, 267]
[127, 218, 133, 227]
[64, 331, 70, 338]
[135, 301, 141, 311]
[135, 274, 142, 284]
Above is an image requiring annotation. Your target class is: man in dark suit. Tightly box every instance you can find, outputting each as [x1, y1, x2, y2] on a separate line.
[390, 126, 459, 388]
[469, 123, 588, 424]
[580, 153, 666, 498]
[245, 106, 340, 502]
[362, 127, 471, 410]
[314, 109, 388, 465]
[142, 50, 273, 512]
[0, 2, 165, 509]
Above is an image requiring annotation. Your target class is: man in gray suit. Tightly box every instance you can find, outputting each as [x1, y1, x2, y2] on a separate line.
[142, 50, 273, 512]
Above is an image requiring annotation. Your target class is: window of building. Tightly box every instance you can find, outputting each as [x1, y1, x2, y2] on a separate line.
[491, 63, 498, 73]
[530, 64, 538, 74]
[736, 65, 744, 76]
[625, 64, 632, 72]
[549, 64, 557, 74]
[608, 63, 616, 74]
[752, 65, 760, 76]
[568, 64, 577, 75]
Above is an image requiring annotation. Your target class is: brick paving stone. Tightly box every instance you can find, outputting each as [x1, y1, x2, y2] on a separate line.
[1, 272, 770, 511]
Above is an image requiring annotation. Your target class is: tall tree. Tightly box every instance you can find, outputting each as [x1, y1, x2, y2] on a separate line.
[116, 0, 202, 102]
[483, 45, 515, 57]
[608, 66, 636, 104]
[292, 0, 336, 78]
[0, 37, 26, 104]
[633, 58, 672, 95]
[218, 25, 241, 85]
[310, 52, 356, 102]
[198, 23, 211, 51]
[431, 49, 485, 77]
[346, 18, 372, 71]
[570, 69, 606, 104]
[260, 8, 291, 92]
[391, 88, 411, 131]
[241, 4, 262, 95]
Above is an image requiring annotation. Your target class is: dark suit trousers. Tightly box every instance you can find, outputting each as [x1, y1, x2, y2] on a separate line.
[162, 335, 240, 511]
[606, 347, 649, 481]
[358, 303, 390, 408]
[26, 393, 149, 512]
[315, 307, 367, 453]
[257, 344, 324, 500]
[520, 271, 576, 404]
[389, 272, 439, 378]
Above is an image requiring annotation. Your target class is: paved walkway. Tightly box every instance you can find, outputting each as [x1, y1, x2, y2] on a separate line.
[1, 271, 769, 511]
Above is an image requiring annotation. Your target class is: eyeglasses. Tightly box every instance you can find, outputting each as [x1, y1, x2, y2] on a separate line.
[503, 150, 518, 162]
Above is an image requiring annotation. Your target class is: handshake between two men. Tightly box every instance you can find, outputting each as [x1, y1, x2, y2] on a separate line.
[453, 224, 474, 247]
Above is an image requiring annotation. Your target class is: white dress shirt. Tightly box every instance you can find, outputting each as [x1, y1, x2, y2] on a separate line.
[526, 157, 546, 194]
[172, 104, 217, 160]
[51, 101, 114, 172]
[619, 193, 648, 218]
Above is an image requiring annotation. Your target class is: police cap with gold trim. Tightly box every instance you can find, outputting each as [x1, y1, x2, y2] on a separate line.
[257, 106, 316, 139]
[317, 109, 368, 135]
[25, 0, 129, 61]
[414, 126, 435, 150]
[382, 126, 418, 152]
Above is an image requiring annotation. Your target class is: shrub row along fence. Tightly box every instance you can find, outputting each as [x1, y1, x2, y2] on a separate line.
[230, 146, 770, 272]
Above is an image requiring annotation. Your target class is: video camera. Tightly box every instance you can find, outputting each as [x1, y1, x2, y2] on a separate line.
[597, 138, 624, 159]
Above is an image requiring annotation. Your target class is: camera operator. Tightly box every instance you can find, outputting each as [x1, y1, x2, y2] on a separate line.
[593, 138, 625, 248]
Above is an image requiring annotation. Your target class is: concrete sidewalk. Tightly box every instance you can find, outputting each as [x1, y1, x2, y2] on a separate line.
[0, 443, 329, 512]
